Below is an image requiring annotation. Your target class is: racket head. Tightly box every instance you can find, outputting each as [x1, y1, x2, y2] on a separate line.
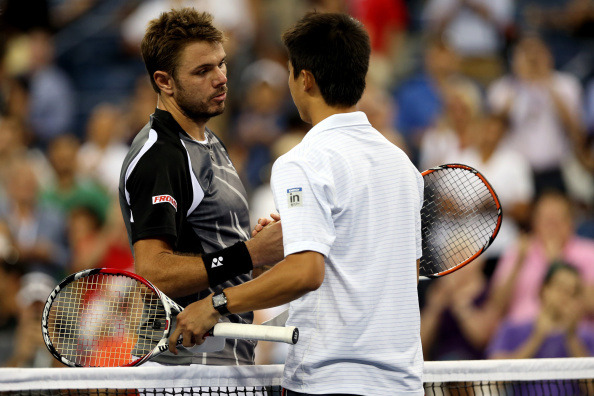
[41, 268, 173, 367]
[420, 163, 502, 278]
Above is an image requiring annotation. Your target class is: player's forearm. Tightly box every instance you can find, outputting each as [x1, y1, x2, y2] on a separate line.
[135, 250, 211, 297]
[134, 238, 259, 297]
[224, 251, 325, 314]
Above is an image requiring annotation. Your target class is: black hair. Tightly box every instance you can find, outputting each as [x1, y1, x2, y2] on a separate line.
[282, 12, 370, 107]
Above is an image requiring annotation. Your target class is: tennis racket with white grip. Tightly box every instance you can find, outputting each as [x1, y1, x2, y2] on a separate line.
[42, 268, 298, 367]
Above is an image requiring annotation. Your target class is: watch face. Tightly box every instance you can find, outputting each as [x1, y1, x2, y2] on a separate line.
[213, 293, 227, 307]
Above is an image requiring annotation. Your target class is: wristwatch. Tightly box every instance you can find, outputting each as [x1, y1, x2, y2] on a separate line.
[212, 291, 231, 316]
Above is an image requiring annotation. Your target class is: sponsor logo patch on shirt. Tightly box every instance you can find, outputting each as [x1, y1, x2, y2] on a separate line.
[287, 187, 303, 208]
[152, 194, 178, 211]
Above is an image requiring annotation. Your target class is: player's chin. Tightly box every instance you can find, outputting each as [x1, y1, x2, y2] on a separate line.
[211, 102, 225, 116]
[209, 105, 225, 117]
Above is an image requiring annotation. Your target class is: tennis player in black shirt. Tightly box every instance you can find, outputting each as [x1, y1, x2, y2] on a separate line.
[118, 8, 283, 366]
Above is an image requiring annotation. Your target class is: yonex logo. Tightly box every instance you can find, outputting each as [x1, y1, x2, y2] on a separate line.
[211, 256, 223, 268]
[152, 195, 178, 211]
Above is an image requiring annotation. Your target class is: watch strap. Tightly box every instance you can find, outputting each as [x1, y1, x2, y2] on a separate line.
[212, 291, 231, 316]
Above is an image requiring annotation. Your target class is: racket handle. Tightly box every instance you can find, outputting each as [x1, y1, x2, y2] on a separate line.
[210, 323, 299, 344]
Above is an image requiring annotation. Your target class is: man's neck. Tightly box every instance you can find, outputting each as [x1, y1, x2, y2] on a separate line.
[157, 96, 208, 141]
[307, 98, 357, 126]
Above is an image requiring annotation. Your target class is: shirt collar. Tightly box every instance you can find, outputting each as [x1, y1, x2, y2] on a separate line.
[152, 108, 184, 135]
[152, 108, 210, 144]
[305, 111, 371, 140]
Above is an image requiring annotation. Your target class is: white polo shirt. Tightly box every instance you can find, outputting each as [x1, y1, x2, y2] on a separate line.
[270, 112, 424, 395]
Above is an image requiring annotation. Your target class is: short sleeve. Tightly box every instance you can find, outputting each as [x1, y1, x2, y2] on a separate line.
[270, 157, 336, 257]
[126, 152, 186, 244]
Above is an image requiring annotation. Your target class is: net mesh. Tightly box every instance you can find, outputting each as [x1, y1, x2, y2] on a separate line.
[45, 273, 166, 367]
[1, 358, 593, 396]
[421, 166, 500, 277]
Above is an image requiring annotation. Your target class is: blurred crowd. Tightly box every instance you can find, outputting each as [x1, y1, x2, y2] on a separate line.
[0, 0, 593, 367]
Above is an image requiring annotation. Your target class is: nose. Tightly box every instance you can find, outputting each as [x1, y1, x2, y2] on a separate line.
[213, 67, 227, 87]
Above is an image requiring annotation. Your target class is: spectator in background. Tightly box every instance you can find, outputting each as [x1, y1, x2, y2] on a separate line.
[0, 220, 20, 329]
[0, 115, 54, 195]
[419, 78, 482, 170]
[349, 0, 408, 86]
[393, 39, 475, 160]
[48, 0, 98, 30]
[248, 122, 307, 230]
[487, 36, 584, 197]
[421, 258, 497, 360]
[77, 103, 129, 195]
[518, 0, 594, 78]
[0, 116, 29, 195]
[0, 159, 69, 279]
[26, 29, 76, 148]
[488, 262, 594, 359]
[4, 76, 31, 133]
[67, 202, 133, 274]
[234, 58, 289, 190]
[489, 191, 594, 326]
[0, 220, 21, 365]
[455, 113, 534, 277]
[123, 76, 158, 144]
[40, 134, 110, 223]
[3, 271, 57, 367]
[423, 0, 513, 86]
[67, 204, 102, 272]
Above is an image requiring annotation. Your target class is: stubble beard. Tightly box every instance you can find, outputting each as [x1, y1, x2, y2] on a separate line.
[174, 84, 226, 123]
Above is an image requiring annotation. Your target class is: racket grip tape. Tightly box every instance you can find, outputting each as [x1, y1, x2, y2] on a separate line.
[211, 323, 299, 344]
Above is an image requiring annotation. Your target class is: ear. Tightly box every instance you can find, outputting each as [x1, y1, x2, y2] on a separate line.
[302, 70, 315, 92]
[154, 71, 174, 95]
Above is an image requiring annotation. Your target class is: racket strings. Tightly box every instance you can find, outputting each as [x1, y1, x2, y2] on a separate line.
[421, 168, 499, 276]
[46, 274, 166, 367]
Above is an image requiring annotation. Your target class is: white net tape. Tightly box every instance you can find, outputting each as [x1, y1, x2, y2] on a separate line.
[1, 358, 593, 392]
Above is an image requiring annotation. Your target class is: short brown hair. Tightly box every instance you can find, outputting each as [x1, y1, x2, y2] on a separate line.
[141, 8, 224, 93]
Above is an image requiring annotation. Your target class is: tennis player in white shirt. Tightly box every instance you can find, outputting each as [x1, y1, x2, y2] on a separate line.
[169, 12, 425, 396]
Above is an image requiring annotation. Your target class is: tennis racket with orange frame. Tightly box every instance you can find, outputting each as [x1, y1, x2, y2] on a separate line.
[419, 163, 502, 279]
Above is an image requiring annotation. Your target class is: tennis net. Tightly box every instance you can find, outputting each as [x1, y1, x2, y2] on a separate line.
[1, 358, 593, 395]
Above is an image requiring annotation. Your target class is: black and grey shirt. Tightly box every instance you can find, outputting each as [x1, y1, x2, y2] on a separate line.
[118, 108, 254, 365]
